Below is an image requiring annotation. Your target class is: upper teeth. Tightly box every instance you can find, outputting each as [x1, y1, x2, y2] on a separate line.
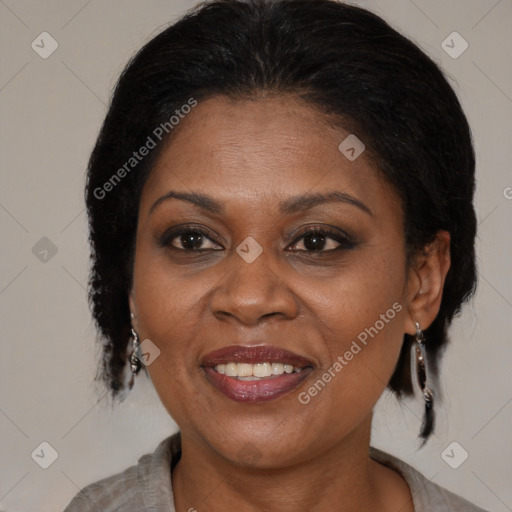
[215, 362, 303, 378]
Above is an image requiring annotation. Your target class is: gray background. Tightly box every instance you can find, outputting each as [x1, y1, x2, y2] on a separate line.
[0, 0, 511, 510]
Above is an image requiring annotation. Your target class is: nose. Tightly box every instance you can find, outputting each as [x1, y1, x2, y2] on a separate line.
[211, 248, 298, 326]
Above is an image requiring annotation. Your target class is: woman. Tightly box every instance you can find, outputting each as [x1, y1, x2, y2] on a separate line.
[65, 0, 487, 510]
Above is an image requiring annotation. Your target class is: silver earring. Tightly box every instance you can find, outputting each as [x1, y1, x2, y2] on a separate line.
[414, 322, 434, 439]
[130, 328, 142, 376]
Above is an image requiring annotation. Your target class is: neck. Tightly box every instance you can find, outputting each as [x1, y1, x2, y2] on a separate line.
[171, 416, 411, 512]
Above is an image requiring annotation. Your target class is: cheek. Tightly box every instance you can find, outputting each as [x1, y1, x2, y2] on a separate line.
[311, 245, 406, 334]
[306, 248, 407, 386]
[132, 247, 212, 425]
[132, 240, 212, 338]
[130, 249, 207, 411]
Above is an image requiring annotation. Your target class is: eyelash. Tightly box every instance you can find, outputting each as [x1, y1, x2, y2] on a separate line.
[288, 226, 355, 253]
[158, 225, 355, 254]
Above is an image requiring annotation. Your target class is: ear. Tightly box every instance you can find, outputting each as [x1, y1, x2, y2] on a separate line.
[404, 230, 451, 335]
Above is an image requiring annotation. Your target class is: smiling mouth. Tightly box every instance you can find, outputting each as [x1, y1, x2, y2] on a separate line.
[201, 345, 314, 402]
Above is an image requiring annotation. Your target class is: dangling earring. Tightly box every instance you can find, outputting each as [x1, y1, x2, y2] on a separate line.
[129, 328, 142, 389]
[414, 322, 434, 439]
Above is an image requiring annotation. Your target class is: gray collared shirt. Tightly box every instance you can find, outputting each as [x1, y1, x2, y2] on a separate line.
[64, 431, 488, 511]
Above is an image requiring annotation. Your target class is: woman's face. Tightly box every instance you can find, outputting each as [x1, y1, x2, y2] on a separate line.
[130, 95, 417, 466]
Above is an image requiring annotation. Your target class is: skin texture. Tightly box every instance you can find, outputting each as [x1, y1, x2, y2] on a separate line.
[129, 95, 450, 512]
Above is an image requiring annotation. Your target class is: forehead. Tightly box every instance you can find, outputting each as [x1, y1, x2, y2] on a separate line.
[140, 95, 399, 219]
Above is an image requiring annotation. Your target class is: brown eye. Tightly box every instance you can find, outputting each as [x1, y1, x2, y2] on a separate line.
[288, 227, 355, 253]
[160, 228, 223, 251]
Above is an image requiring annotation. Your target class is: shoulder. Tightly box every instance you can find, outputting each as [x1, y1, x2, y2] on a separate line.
[62, 462, 141, 512]
[63, 433, 180, 512]
[370, 446, 489, 512]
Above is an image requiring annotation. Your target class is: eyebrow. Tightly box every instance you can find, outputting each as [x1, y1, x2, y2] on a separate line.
[280, 191, 372, 216]
[149, 190, 372, 217]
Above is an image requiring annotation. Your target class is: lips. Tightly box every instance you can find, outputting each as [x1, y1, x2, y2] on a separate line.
[201, 345, 314, 403]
